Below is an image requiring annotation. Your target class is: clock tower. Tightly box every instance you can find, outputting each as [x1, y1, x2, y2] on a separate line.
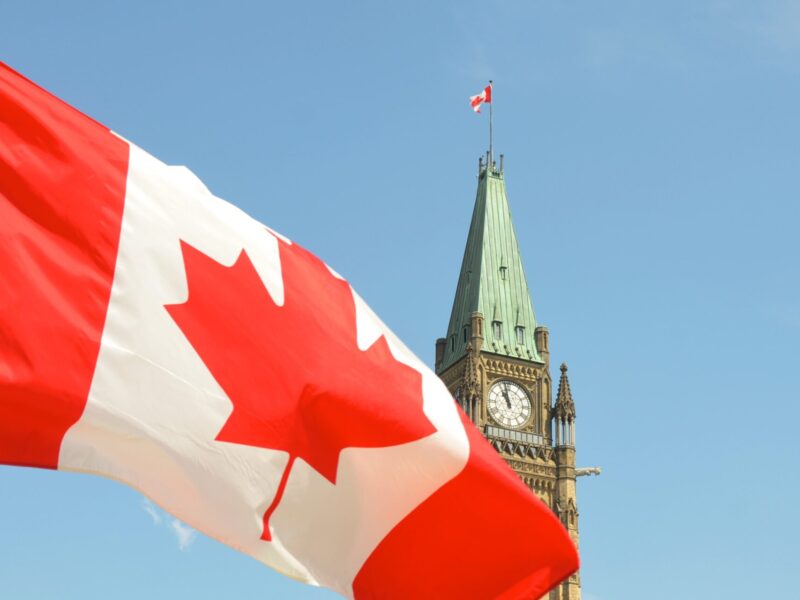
[435, 153, 582, 600]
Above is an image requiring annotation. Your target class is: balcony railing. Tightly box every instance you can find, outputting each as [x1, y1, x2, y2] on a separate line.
[485, 425, 544, 446]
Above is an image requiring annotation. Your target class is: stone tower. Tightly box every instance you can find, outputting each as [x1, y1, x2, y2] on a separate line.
[435, 154, 581, 600]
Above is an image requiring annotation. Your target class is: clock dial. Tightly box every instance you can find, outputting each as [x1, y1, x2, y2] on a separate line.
[487, 380, 531, 428]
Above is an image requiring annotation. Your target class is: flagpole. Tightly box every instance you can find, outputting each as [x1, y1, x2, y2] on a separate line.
[488, 80, 493, 168]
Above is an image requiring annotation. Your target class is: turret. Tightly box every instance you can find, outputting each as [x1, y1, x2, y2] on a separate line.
[461, 342, 481, 423]
[535, 326, 550, 365]
[469, 312, 484, 353]
[553, 362, 580, 596]
[554, 363, 576, 447]
[434, 337, 446, 372]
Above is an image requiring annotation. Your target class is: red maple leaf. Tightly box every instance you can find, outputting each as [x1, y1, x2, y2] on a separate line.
[166, 235, 436, 541]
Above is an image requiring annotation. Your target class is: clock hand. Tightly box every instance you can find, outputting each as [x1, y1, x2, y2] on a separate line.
[502, 383, 512, 409]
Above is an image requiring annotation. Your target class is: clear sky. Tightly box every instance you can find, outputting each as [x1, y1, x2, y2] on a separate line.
[2, 2, 799, 599]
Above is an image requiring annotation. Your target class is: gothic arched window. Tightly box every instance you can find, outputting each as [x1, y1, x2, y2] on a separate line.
[492, 321, 502, 339]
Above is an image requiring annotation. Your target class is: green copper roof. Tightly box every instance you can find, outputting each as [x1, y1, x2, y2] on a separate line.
[439, 164, 542, 371]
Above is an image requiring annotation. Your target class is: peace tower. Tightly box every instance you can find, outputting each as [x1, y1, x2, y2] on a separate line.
[435, 153, 586, 600]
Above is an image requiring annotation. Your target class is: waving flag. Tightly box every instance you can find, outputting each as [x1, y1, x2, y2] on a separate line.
[469, 83, 492, 113]
[0, 62, 578, 599]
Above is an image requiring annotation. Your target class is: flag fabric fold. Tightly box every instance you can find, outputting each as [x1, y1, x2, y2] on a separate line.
[0, 62, 577, 599]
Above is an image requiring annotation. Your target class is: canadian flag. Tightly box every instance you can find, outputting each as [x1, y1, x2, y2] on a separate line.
[470, 83, 492, 113]
[0, 63, 577, 598]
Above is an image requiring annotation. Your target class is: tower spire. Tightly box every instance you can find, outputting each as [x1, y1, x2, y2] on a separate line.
[438, 156, 541, 374]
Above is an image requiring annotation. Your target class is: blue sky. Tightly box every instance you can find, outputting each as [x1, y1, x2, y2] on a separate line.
[2, 2, 799, 598]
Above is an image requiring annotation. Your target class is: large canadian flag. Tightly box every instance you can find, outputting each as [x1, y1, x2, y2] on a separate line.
[0, 63, 578, 598]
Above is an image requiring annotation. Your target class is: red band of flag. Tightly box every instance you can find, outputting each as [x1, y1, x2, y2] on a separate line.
[0, 63, 128, 469]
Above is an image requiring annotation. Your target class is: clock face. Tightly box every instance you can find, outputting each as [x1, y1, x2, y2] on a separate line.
[487, 380, 531, 428]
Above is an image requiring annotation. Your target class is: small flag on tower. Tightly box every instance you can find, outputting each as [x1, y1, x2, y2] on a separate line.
[469, 82, 492, 113]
